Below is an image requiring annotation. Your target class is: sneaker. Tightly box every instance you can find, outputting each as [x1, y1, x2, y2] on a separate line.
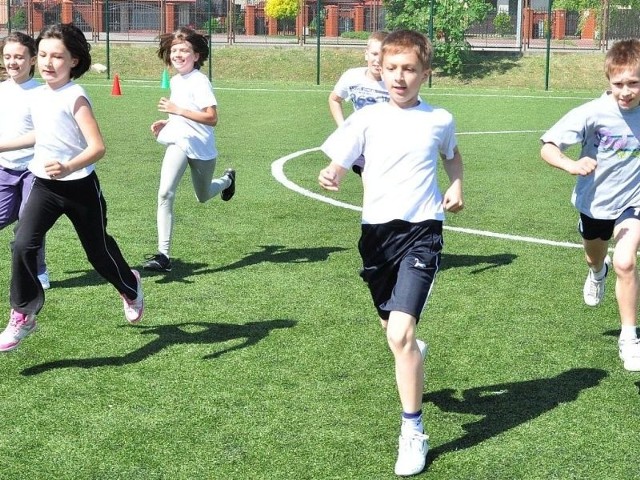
[0, 309, 37, 352]
[121, 270, 144, 324]
[38, 271, 50, 290]
[394, 431, 429, 476]
[416, 339, 428, 361]
[142, 253, 172, 272]
[221, 169, 236, 201]
[619, 337, 640, 371]
[583, 255, 611, 307]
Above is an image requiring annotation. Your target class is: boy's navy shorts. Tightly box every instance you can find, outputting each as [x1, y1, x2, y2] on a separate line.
[358, 219, 443, 322]
[579, 206, 640, 241]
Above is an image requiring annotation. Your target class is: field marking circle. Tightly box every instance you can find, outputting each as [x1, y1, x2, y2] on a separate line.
[270, 143, 584, 250]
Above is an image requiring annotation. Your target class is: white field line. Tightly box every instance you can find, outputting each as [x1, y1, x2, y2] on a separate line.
[271, 144, 585, 250]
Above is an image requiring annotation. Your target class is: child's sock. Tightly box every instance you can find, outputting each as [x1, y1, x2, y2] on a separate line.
[620, 325, 638, 342]
[591, 262, 608, 280]
[401, 410, 423, 435]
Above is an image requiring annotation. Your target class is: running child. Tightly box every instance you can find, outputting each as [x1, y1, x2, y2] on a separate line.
[328, 30, 389, 175]
[0, 32, 49, 289]
[0, 23, 144, 352]
[541, 38, 640, 372]
[143, 26, 235, 272]
[319, 30, 464, 476]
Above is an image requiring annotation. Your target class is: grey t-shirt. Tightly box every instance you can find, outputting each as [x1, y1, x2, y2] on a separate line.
[541, 92, 640, 219]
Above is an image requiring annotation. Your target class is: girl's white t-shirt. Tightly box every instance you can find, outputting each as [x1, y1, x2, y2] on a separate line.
[156, 69, 218, 160]
[0, 77, 40, 171]
[29, 81, 95, 181]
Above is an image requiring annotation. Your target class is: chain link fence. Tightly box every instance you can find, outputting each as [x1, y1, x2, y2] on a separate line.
[2, 0, 640, 50]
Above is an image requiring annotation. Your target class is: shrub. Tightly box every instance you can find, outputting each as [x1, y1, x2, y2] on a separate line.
[494, 11, 513, 36]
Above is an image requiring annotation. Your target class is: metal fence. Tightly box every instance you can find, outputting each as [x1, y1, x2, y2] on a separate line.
[1, 0, 639, 50]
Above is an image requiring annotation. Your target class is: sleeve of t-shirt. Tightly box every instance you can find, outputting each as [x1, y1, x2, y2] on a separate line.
[194, 76, 217, 110]
[332, 69, 352, 99]
[321, 113, 365, 168]
[540, 106, 587, 151]
[440, 114, 458, 160]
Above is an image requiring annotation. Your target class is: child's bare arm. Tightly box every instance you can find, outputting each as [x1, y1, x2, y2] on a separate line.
[328, 93, 346, 127]
[158, 98, 217, 127]
[318, 162, 348, 191]
[0, 131, 35, 152]
[541, 142, 596, 176]
[442, 147, 464, 213]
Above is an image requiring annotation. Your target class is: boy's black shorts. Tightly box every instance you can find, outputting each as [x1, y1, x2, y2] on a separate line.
[579, 206, 640, 241]
[358, 219, 443, 322]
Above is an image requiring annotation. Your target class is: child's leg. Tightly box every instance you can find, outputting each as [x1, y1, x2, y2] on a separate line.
[11, 180, 62, 314]
[612, 216, 640, 329]
[0, 167, 24, 229]
[18, 172, 47, 276]
[157, 145, 189, 257]
[188, 157, 230, 203]
[583, 238, 610, 272]
[384, 312, 424, 415]
[64, 174, 139, 300]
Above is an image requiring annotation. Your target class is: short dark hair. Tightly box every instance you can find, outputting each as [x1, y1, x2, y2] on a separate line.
[36, 23, 91, 79]
[157, 26, 209, 70]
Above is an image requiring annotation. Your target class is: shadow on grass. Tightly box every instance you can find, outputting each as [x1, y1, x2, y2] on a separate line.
[52, 245, 348, 286]
[423, 368, 607, 469]
[434, 51, 522, 82]
[441, 252, 516, 273]
[20, 319, 296, 376]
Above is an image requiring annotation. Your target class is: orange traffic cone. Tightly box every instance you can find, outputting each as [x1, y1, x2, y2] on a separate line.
[111, 74, 122, 96]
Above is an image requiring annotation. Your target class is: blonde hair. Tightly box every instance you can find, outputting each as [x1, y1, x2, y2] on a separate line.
[381, 30, 433, 71]
[605, 39, 640, 79]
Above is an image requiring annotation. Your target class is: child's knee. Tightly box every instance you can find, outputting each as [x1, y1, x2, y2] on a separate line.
[613, 253, 637, 276]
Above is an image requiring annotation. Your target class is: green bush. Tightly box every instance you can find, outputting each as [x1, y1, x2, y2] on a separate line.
[10, 9, 26, 29]
[493, 11, 513, 36]
[340, 31, 371, 40]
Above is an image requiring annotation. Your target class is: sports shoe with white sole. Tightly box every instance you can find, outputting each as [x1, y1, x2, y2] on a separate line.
[142, 252, 172, 272]
[121, 270, 144, 323]
[0, 309, 37, 352]
[221, 169, 236, 201]
[394, 431, 429, 476]
[583, 256, 611, 307]
[38, 271, 50, 290]
[619, 337, 640, 371]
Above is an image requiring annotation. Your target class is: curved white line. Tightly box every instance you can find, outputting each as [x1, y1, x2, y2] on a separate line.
[271, 146, 584, 249]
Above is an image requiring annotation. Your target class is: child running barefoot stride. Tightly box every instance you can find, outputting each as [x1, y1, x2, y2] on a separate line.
[143, 27, 235, 272]
[541, 38, 640, 371]
[0, 23, 144, 352]
[319, 30, 464, 476]
[0, 32, 50, 290]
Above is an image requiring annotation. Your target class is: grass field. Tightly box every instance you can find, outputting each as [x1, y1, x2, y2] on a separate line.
[0, 53, 638, 479]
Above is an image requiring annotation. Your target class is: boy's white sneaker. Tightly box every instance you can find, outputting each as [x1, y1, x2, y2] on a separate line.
[0, 309, 37, 352]
[583, 256, 611, 307]
[619, 337, 640, 371]
[394, 431, 429, 476]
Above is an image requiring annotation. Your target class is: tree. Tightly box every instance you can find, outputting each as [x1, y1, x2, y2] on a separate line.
[265, 0, 300, 19]
[384, 0, 492, 75]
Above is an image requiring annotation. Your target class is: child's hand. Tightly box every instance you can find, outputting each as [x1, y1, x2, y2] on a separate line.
[442, 185, 464, 213]
[569, 157, 597, 176]
[318, 166, 341, 191]
[157, 97, 178, 115]
[44, 160, 69, 180]
[150, 120, 167, 137]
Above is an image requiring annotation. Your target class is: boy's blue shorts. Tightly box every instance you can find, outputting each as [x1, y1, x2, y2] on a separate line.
[358, 219, 443, 322]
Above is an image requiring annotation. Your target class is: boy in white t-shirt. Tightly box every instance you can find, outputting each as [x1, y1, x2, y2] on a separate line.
[328, 31, 389, 175]
[319, 30, 464, 476]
